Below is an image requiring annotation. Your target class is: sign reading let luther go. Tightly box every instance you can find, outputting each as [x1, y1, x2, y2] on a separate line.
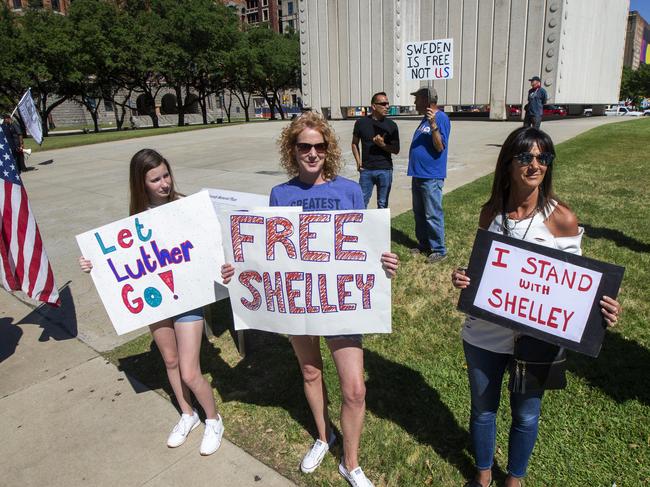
[219, 208, 393, 336]
[404, 38, 454, 80]
[76, 191, 224, 335]
[458, 229, 624, 357]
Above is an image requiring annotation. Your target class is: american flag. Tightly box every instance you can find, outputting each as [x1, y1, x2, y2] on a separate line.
[0, 129, 59, 306]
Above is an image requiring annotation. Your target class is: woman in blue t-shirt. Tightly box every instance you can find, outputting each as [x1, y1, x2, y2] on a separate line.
[222, 112, 399, 487]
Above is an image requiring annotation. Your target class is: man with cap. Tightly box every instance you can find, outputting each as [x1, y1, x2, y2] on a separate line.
[1, 113, 27, 172]
[407, 86, 451, 263]
[524, 76, 548, 129]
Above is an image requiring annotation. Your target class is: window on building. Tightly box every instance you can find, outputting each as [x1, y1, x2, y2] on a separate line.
[103, 99, 114, 112]
[51, 0, 60, 11]
[288, 19, 294, 30]
[12, 0, 22, 9]
[235, 106, 241, 114]
[262, 8, 268, 21]
[262, 0, 268, 6]
[28, 0, 43, 7]
[248, 12, 258, 23]
[288, 1, 293, 15]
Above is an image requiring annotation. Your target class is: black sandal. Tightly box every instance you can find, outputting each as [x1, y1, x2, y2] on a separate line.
[463, 479, 493, 487]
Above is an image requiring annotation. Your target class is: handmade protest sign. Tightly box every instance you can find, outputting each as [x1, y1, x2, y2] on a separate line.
[219, 208, 392, 335]
[76, 191, 224, 335]
[404, 38, 454, 80]
[458, 229, 624, 357]
[203, 188, 269, 212]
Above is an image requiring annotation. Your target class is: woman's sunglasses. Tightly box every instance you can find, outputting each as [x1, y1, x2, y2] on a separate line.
[514, 152, 554, 166]
[296, 142, 328, 153]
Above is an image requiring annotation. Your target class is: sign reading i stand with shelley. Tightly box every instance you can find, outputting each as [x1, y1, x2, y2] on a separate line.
[458, 229, 624, 357]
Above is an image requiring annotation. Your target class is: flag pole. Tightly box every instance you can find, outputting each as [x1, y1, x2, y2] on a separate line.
[9, 89, 30, 118]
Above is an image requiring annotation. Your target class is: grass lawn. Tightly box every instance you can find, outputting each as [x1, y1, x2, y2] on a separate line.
[24, 120, 254, 153]
[105, 119, 650, 486]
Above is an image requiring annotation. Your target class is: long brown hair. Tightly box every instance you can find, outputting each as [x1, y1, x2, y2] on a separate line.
[277, 111, 343, 181]
[128, 149, 180, 215]
[483, 127, 560, 220]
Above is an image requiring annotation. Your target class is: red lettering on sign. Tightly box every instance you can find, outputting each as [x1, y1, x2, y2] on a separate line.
[239, 271, 262, 310]
[117, 229, 133, 249]
[299, 213, 331, 262]
[122, 284, 143, 314]
[491, 247, 510, 268]
[231, 215, 264, 262]
[334, 213, 366, 261]
[266, 217, 297, 260]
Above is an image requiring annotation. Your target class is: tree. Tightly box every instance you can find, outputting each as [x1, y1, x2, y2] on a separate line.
[68, 0, 125, 132]
[620, 65, 650, 106]
[17, 8, 82, 136]
[151, 0, 237, 126]
[247, 27, 300, 120]
[0, 7, 26, 112]
[223, 31, 262, 123]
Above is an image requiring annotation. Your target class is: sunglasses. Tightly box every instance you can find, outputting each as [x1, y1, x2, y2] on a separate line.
[514, 152, 554, 166]
[296, 142, 328, 153]
[374, 102, 390, 106]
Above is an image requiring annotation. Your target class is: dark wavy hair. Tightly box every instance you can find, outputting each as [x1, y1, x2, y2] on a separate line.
[277, 111, 343, 181]
[483, 127, 559, 220]
[128, 149, 180, 215]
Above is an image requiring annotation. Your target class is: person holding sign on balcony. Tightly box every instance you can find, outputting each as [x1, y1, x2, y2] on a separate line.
[79, 149, 224, 456]
[451, 127, 621, 487]
[222, 112, 399, 487]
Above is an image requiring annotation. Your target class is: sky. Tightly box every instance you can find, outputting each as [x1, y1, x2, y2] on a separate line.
[629, 0, 650, 21]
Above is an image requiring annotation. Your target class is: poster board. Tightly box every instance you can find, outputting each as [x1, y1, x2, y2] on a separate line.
[404, 38, 454, 80]
[458, 229, 624, 357]
[219, 208, 393, 336]
[76, 192, 224, 335]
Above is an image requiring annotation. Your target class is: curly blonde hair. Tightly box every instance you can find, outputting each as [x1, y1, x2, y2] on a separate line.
[277, 111, 343, 180]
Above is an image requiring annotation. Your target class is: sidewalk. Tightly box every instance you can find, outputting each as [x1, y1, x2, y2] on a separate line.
[0, 296, 295, 487]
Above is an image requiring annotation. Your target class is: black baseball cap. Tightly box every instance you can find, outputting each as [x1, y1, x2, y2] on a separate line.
[528, 76, 541, 82]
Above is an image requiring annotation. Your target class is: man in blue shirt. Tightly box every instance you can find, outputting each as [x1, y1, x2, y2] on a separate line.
[524, 76, 547, 129]
[407, 87, 451, 263]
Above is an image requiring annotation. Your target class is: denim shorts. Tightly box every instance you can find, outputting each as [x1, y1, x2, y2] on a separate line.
[174, 307, 204, 323]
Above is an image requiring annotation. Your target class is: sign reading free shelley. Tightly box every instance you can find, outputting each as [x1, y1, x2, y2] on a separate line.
[458, 229, 624, 357]
[219, 209, 392, 336]
[404, 38, 453, 80]
[76, 191, 224, 335]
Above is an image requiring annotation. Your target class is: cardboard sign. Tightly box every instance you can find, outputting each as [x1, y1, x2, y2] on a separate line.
[76, 192, 224, 335]
[458, 229, 624, 357]
[404, 38, 454, 80]
[219, 209, 393, 336]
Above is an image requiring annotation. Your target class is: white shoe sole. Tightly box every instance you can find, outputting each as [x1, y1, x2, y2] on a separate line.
[200, 426, 224, 456]
[300, 458, 324, 474]
[167, 420, 200, 448]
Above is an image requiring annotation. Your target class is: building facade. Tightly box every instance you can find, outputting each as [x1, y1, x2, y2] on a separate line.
[298, 0, 629, 119]
[3, 0, 70, 13]
[624, 10, 650, 70]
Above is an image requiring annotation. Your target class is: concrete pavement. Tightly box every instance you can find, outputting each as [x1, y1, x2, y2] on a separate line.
[0, 115, 631, 486]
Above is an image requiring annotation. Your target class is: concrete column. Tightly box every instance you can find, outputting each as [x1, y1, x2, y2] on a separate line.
[489, 0, 511, 120]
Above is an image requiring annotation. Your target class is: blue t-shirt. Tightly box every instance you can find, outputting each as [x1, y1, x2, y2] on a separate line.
[269, 176, 365, 211]
[407, 111, 451, 179]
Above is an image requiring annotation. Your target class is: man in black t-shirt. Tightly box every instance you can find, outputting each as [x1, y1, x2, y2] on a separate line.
[351, 92, 400, 208]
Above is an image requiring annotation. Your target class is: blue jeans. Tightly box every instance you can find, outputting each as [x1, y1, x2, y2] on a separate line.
[359, 169, 392, 209]
[411, 177, 446, 255]
[463, 341, 544, 478]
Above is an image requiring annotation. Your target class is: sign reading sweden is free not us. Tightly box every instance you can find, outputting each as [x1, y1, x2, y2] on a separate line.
[404, 38, 454, 80]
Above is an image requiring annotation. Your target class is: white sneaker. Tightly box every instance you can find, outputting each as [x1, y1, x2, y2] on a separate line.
[338, 461, 375, 487]
[200, 415, 224, 456]
[167, 410, 200, 448]
[300, 431, 336, 473]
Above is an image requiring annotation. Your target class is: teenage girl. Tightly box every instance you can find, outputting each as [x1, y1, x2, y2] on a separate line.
[79, 149, 223, 456]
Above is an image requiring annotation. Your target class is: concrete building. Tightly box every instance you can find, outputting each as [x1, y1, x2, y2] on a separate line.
[3, 0, 70, 14]
[624, 10, 650, 70]
[298, 0, 629, 119]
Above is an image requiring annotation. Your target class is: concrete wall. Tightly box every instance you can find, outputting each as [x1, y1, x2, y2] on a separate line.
[298, 0, 629, 118]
